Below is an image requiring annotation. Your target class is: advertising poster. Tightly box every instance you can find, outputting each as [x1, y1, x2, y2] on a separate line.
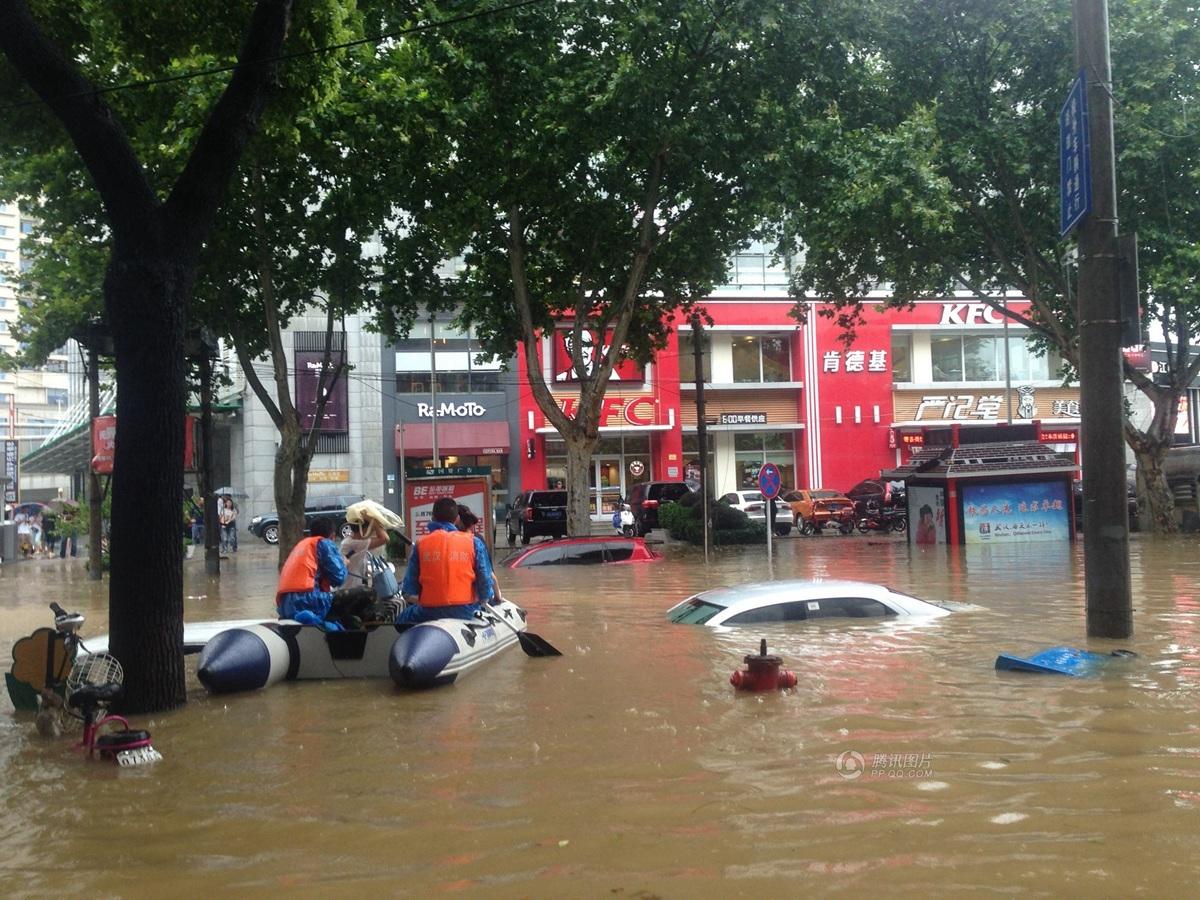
[404, 476, 493, 556]
[908, 485, 946, 545]
[294, 350, 349, 433]
[962, 480, 1070, 545]
[91, 415, 197, 474]
[553, 328, 644, 382]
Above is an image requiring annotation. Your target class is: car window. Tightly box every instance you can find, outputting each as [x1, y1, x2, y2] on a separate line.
[535, 491, 568, 506]
[805, 597, 895, 619]
[812, 491, 841, 500]
[667, 599, 726, 624]
[725, 601, 811, 624]
[517, 544, 566, 566]
[653, 483, 692, 502]
[561, 544, 608, 564]
[781, 491, 801, 502]
[744, 492, 765, 502]
[604, 541, 636, 562]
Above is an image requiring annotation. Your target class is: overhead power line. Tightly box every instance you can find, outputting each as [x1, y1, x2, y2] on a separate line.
[0, 0, 553, 113]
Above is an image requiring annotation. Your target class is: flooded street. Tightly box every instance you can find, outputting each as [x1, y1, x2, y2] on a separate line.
[3, 534, 1200, 896]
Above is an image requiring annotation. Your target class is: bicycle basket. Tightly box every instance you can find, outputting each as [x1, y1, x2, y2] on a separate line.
[66, 652, 124, 695]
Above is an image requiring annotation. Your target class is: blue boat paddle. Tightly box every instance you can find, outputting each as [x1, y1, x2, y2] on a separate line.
[484, 601, 562, 657]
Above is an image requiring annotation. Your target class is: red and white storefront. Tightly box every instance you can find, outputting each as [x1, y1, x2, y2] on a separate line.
[516, 297, 1081, 517]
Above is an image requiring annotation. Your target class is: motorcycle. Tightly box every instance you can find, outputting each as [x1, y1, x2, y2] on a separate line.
[856, 502, 908, 534]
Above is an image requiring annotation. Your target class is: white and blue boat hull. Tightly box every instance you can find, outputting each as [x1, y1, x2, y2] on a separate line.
[195, 601, 528, 693]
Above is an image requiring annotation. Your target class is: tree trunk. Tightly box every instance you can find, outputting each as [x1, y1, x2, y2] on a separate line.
[105, 253, 188, 714]
[564, 432, 598, 536]
[1133, 442, 1176, 534]
[274, 413, 310, 567]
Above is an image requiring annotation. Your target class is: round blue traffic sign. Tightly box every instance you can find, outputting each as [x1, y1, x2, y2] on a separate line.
[758, 462, 782, 499]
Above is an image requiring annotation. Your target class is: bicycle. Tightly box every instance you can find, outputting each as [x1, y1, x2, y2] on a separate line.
[40, 603, 162, 767]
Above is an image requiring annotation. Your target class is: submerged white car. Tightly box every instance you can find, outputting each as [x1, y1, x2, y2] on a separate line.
[665, 579, 953, 626]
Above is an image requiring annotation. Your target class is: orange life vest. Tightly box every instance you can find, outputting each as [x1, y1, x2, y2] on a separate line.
[276, 536, 326, 604]
[416, 529, 477, 607]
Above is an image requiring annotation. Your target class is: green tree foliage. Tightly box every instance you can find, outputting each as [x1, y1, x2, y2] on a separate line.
[377, 0, 863, 536]
[780, 0, 1200, 531]
[0, 0, 320, 711]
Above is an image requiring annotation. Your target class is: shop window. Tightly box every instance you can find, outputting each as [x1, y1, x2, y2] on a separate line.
[891, 334, 912, 382]
[734, 432, 795, 490]
[678, 333, 712, 384]
[731, 335, 791, 383]
[932, 335, 1051, 383]
[931, 336, 964, 381]
[436, 372, 470, 393]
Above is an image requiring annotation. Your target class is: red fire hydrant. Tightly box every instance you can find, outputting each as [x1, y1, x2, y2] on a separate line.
[730, 639, 797, 691]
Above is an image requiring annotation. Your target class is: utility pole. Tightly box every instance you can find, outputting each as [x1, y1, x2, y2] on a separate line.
[691, 313, 711, 560]
[86, 344, 102, 581]
[1074, 0, 1133, 638]
[199, 346, 219, 576]
[428, 311, 440, 467]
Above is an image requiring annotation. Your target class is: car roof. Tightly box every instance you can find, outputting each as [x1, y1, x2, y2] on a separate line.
[675, 579, 948, 617]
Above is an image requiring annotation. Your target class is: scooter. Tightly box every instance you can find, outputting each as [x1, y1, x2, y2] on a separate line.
[612, 502, 636, 537]
[856, 502, 908, 534]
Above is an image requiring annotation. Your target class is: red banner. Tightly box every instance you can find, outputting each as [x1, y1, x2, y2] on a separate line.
[91, 414, 197, 474]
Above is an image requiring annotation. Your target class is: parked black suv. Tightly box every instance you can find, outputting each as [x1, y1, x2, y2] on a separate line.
[248, 494, 365, 545]
[627, 481, 695, 536]
[506, 490, 568, 544]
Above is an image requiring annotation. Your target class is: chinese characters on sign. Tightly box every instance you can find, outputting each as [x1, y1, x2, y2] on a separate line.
[914, 394, 1007, 421]
[718, 412, 767, 425]
[1060, 71, 1092, 236]
[822, 349, 888, 374]
[1051, 399, 1080, 417]
[3, 439, 17, 504]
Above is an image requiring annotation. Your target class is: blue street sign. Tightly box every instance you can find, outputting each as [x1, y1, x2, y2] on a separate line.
[1060, 71, 1092, 236]
[758, 462, 782, 500]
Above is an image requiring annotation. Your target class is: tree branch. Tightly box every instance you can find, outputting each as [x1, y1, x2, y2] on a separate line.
[164, 0, 294, 252]
[0, 0, 158, 243]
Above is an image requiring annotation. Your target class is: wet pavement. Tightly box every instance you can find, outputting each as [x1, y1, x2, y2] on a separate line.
[2, 531, 1200, 895]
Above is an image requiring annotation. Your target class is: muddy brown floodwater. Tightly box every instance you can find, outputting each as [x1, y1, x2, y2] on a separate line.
[2, 533, 1200, 896]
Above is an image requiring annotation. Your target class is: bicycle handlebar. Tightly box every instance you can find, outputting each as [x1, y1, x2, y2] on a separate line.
[50, 602, 68, 618]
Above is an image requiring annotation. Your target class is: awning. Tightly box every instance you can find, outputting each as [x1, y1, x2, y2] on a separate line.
[395, 421, 510, 456]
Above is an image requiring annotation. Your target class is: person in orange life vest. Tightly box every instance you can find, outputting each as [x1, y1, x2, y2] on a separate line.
[398, 497, 495, 624]
[454, 504, 503, 601]
[276, 517, 348, 631]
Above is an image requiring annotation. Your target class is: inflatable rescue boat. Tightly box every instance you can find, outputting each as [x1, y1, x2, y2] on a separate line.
[84, 602, 529, 693]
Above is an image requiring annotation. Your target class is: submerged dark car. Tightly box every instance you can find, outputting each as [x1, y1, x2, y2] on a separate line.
[505, 536, 661, 567]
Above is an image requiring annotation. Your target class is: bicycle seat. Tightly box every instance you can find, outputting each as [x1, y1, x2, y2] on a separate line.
[68, 682, 125, 709]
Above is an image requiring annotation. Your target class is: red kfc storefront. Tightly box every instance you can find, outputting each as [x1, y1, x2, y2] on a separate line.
[515, 298, 1078, 509]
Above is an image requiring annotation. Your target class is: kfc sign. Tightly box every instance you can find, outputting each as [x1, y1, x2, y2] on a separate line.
[554, 328, 644, 382]
[555, 395, 657, 427]
[939, 303, 1005, 326]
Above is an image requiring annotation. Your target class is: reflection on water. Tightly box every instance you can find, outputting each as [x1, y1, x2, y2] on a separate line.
[3, 534, 1200, 894]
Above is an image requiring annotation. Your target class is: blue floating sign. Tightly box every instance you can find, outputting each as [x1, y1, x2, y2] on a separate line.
[757, 462, 782, 500]
[1059, 70, 1092, 236]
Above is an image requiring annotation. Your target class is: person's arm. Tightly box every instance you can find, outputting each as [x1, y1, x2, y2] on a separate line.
[400, 547, 421, 598]
[366, 521, 388, 550]
[472, 536, 496, 604]
[316, 538, 348, 588]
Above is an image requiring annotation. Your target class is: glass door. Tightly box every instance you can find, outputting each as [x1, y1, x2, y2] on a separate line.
[594, 458, 622, 518]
